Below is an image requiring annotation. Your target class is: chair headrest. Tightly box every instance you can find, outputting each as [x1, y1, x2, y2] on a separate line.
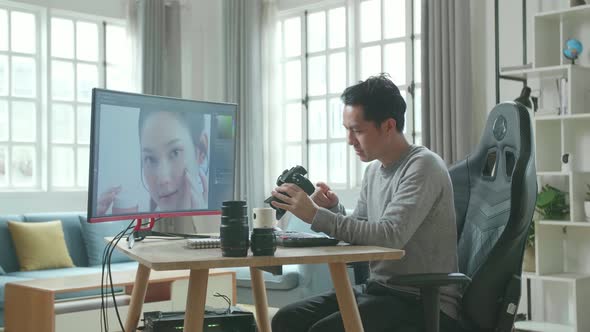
[471, 102, 532, 182]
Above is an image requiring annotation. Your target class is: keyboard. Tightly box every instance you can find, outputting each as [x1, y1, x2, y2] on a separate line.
[275, 230, 339, 247]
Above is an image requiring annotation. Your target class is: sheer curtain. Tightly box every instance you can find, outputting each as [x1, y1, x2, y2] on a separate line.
[421, 0, 473, 164]
[224, 0, 268, 214]
[260, 0, 283, 226]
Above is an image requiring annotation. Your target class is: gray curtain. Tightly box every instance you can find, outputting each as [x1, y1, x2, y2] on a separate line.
[127, 0, 187, 232]
[421, 0, 472, 164]
[130, 0, 182, 97]
[224, 0, 266, 213]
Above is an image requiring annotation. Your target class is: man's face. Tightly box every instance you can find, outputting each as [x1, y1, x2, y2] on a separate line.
[342, 105, 391, 163]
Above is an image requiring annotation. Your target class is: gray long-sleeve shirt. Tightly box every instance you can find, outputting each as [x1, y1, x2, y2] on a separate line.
[311, 145, 460, 319]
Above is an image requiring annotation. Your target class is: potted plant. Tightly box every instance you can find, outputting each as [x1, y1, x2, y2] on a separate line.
[585, 184, 590, 222]
[524, 185, 570, 273]
[535, 184, 570, 220]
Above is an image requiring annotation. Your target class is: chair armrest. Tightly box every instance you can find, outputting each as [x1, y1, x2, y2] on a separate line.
[389, 273, 470, 332]
[389, 272, 471, 288]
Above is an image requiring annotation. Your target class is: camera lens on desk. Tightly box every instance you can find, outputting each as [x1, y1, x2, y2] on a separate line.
[251, 228, 276, 256]
[220, 200, 249, 257]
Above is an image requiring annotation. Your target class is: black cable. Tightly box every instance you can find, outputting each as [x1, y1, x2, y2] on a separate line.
[101, 218, 164, 332]
[108, 226, 132, 331]
[213, 292, 232, 314]
[101, 219, 136, 332]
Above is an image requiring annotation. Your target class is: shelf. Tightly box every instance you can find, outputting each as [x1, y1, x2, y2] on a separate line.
[534, 114, 562, 121]
[537, 171, 569, 176]
[562, 113, 590, 120]
[535, 113, 590, 121]
[515, 320, 574, 332]
[500, 65, 568, 80]
[539, 220, 590, 227]
[535, 3, 590, 21]
[522, 272, 590, 282]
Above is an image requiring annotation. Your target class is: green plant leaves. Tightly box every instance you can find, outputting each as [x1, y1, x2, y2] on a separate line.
[535, 184, 569, 220]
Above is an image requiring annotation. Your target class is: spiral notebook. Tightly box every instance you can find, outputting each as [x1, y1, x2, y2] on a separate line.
[186, 238, 221, 249]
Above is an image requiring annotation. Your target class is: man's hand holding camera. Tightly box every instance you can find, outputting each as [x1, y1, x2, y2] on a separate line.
[271, 183, 319, 223]
[271, 181, 340, 224]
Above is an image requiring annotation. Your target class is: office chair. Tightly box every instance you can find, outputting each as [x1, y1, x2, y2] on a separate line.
[391, 102, 537, 332]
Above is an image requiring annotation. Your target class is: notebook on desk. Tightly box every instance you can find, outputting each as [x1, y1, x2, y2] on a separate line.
[186, 238, 221, 249]
[275, 230, 339, 247]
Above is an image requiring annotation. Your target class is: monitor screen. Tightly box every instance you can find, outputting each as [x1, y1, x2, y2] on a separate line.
[87, 89, 236, 222]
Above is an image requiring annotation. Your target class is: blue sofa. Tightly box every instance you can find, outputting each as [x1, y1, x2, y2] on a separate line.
[0, 212, 138, 327]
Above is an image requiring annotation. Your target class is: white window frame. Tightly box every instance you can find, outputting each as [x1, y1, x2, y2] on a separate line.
[275, 0, 421, 195]
[0, 1, 129, 193]
[0, 2, 44, 190]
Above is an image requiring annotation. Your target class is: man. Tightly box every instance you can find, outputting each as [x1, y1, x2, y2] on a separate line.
[270, 74, 461, 332]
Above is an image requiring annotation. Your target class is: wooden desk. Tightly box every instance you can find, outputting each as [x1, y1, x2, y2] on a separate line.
[116, 239, 404, 332]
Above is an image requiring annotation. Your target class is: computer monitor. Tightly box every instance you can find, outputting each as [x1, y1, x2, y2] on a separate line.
[87, 88, 236, 227]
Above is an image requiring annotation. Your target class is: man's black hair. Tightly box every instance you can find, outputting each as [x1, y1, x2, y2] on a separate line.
[340, 73, 407, 132]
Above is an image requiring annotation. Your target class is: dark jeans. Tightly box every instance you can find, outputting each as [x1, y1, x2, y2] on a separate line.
[271, 281, 461, 332]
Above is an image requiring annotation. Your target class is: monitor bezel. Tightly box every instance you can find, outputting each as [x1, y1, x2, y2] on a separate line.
[87, 88, 237, 223]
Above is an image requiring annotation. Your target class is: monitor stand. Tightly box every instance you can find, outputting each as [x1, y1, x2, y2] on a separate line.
[127, 218, 211, 249]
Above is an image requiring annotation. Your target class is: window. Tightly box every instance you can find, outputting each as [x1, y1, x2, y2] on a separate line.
[0, 2, 131, 191]
[0, 8, 40, 189]
[276, 0, 421, 189]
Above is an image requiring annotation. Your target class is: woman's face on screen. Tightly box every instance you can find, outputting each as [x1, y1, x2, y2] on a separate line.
[140, 112, 197, 211]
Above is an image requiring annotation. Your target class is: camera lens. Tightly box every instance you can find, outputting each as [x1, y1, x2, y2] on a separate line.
[220, 200, 249, 257]
[251, 228, 276, 256]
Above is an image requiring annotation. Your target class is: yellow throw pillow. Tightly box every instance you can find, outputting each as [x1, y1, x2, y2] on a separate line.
[7, 220, 75, 271]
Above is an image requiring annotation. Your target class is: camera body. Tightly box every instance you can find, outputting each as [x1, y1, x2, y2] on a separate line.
[264, 165, 315, 219]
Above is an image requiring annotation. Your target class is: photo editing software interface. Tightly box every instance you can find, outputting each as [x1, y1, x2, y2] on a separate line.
[88, 89, 236, 222]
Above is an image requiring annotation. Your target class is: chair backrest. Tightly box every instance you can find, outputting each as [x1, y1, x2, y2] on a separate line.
[449, 102, 536, 329]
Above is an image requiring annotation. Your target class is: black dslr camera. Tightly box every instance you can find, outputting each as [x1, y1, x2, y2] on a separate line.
[264, 165, 316, 220]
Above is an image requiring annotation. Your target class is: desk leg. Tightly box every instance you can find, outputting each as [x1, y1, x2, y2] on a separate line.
[5, 284, 54, 332]
[125, 263, 151, 332]
[329, 262, 364, 332]
[184, 268, 209, 332]
[250, 267, 272, 332]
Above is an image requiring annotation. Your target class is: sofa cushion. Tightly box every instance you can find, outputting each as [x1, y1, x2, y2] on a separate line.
[0, 265, 5, 275]
[24, 212, 89, 267]
[0, 275, 33, 308]
[8, 220, 75, 271]
[0, 215, 24, 273]
[79, 217, 133, 266]
[234, 264, 300, 290]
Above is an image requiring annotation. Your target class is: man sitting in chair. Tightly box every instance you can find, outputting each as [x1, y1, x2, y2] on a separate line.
[270, 74, 462, 332]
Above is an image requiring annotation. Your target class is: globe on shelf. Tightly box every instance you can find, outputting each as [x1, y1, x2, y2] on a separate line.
[563, 38, 583, 64]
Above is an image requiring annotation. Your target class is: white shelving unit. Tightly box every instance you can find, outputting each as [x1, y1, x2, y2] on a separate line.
[504, 4, 590, 332]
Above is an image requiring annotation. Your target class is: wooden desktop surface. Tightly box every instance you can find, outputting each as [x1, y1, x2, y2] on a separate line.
[113, 237, 405, 270]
